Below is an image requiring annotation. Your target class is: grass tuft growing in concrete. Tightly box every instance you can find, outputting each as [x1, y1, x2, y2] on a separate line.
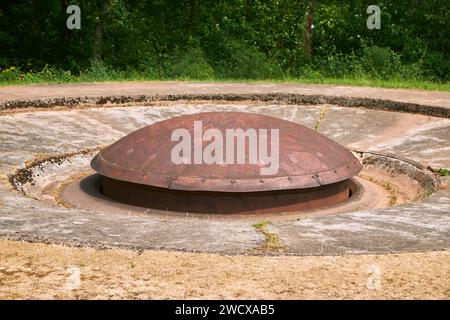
[437, 168, 450, 176]
[252, 220, 284, 253]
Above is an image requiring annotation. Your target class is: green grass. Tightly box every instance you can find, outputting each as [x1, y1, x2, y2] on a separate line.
[252, 220, 270, 230]
[314, 105, 330, 132]
[437, 168, 450, 176]
[252, 220, 284, 252]
[1, 67, 449, 91]
[283, 76, 450, 91]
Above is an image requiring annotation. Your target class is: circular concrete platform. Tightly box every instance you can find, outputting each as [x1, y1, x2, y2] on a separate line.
[0, 83, 449, 256]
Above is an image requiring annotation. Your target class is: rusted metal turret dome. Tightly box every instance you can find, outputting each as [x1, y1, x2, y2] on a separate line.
[91, 112, 362, 214]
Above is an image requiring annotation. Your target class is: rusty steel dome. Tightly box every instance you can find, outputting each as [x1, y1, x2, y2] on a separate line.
[91, 112, 362, 214]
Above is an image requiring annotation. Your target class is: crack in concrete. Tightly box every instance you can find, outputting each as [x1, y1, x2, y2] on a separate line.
[251, 220, 285, 253]
[314, 105, 331, 132]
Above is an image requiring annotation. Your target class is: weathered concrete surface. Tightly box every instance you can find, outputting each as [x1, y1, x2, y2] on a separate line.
[0, 99, 449, 255]
[1, 104, 448, 170]
[271, 186, 450, 255]
[1, 82, 450, 108]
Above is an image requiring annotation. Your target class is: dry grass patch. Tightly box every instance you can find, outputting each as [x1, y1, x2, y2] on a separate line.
[0, 240, 449, 300]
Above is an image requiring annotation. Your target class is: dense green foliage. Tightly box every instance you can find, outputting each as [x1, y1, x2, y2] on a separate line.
[0, 0, 448, 86]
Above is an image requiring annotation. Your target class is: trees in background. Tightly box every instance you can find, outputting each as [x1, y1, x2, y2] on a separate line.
[0, 0, 448, 81]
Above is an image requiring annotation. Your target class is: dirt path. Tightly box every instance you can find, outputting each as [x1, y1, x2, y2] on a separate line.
[0, 240, 448, 299]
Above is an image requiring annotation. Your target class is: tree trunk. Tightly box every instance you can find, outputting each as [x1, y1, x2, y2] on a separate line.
[187, 0, 197, 34]
[304, 0, 314, 60]
[93, 0, 110, 62]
